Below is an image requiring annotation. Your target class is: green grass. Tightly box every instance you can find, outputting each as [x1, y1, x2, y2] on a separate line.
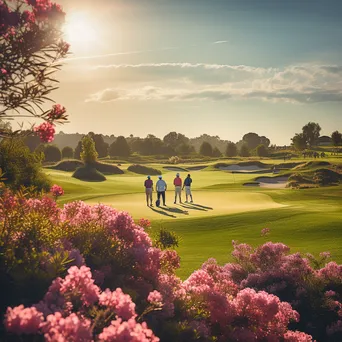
[47, 159, 342, 279]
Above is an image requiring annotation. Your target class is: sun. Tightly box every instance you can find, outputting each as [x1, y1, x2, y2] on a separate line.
[63, 12, 97, 50]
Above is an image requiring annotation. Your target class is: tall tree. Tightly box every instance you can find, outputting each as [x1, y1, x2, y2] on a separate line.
[62, 146, 74, 159]
[44, 145, 62, 162]
[225, 142, 238, 157]
[89, 132, 109, 158]
[80, 136, 98, 164]
[239, 144, 250, 157]
[302, 122, 321, 147]
[292, 133, 307, 151]
[200, 142, 213, 156]
[109, 136, 131, 157]
[255, 144, 269, 157]
[212, 147, 222, 158]
[331, 131, 342, 146]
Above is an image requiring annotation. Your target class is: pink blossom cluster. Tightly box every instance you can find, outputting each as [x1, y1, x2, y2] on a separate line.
[50, 184, 64, 198]
[99, 288, 137, 320]
[48, 104, 67, 120]
[147, 290, 163, 306]
[34, 122, 55, 142]
[261, 227, 270, 236]
[138, 218, 151, 229]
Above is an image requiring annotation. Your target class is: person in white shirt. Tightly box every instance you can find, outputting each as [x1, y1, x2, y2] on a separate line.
[156, 175, 167, 206]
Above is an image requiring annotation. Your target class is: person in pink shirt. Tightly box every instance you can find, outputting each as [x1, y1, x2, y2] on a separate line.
[173, 173, 182, 204]
[144, 175, 153, 206]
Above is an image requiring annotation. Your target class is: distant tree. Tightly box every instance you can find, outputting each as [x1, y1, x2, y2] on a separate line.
[200, 142, 213, 156]
[80, 136, 98, 164]
[24, 132, 41, 152]
[260, 136, 271, 147]
[239, 144, 250, 157]
[242, 133, 261, 150]
[331, 131, 342, 146]
[44, 145, 62, 162]
[35, 144, 46, 155]
[302, 122, 321, 147]
[225, 142, 238, 157]
[89, 132, 109, 158]
[62, 146, 74, 159]
[74, 140, 82, 160]
[176, 143, 194, 156]
[292, 133, 307, 151]
[212, 147, 222, 158]
[255, 144, 269, 157]
[163, 132, 189, 148]
[109, 136, 131, 157]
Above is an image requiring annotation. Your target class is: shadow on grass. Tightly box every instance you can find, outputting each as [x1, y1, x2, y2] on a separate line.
[163, 206, 189, 215]
[149, 207, 176, 218]
[180, 204, 207, 211]
[191, 203, 213, 210]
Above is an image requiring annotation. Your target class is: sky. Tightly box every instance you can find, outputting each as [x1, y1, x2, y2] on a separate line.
[54, 0, 342, 145]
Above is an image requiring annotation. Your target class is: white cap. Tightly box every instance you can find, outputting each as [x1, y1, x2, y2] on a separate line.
[176, 173, 180, 176]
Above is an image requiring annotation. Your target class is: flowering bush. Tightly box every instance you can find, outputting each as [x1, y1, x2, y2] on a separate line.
[0, 0, 69, 141]
[50, 184, 64, 199]
[2, 190, 342, 341]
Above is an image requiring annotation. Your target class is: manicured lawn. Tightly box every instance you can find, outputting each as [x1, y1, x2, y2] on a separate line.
[46, 159, 342, 279]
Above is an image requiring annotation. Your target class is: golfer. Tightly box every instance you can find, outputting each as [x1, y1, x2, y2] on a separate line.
[144, 175, 153, 206]
[183, 174, 193, 203]
[173, 173, 182, 204]
[156, 175, 167, 206]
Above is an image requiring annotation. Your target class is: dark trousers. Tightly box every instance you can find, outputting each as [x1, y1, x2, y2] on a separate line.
[157, 191, 166, 205]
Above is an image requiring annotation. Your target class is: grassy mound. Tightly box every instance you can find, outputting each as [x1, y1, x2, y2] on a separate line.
[214, 161, 270, 169]
[72, 165, 106, 182]
[127, 164, 161, 175]
[313, 168, 342, 186]
[94, 162, 124, 175]
[294, 161, 332, 170]
[47, 159, 84, 172]
[275, 162, 303, 169]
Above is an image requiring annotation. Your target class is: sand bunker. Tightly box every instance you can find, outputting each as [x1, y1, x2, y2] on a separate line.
[218, 164, 268, 173]
[163, 166, 188, 172]
[244, 176, 289, 189]
[187, 165, 207, 171]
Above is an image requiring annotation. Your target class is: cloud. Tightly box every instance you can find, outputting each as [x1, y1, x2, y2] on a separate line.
[86, 63, 342, 104]
[213, 40, 228, 44]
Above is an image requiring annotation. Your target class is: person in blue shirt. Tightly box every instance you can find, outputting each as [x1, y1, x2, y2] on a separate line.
[182, 174, 193, 203]
[156, 175, 167, 206]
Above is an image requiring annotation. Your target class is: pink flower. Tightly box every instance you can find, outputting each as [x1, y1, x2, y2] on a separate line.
[1, 68, 7, 74]
[99, 318, 159, 342]
[34, 122, 55, 142]
[261, 227, 270, 236]
[50, 184, 64, 198]
[99, 288, 136, 320]
[5, 305, 43, 335]
[138, 218, 151, 229]
[147, 291, 163, 306]
[284, 330, 313, 341]
[60, 266, 100, 306]
[48, 104, 67, 120]
[42, 312, 93, 342]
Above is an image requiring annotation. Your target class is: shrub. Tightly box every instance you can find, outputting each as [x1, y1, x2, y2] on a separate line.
[72, 165, 106, 182]
[48, 159, 84, 172]
[0, 138, 50, 191]
[109, 136, 131, 157]
[255, 144, 269, 157]
[239, 144, 250, 157]
[128, 164, 161, 175]
[94, 162, 124, 175]
[80, 136, 98, 165]
[61, 146, 74, 159]
[43, 145, 62, 162]
[199, 141, 213, 156]
[168, 156, 181, 164]
[225, 142, 238, 157]
[313, 169, 341, 186]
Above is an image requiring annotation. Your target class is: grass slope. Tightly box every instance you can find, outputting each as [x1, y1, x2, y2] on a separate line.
[46, 159, 342, 279]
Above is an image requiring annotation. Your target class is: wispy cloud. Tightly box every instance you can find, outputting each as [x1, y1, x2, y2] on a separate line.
[213, 40, 228, 44]
[85, 63, 342, 104]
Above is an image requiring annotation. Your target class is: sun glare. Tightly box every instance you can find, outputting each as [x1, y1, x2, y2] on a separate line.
[63, 12, 98, 50]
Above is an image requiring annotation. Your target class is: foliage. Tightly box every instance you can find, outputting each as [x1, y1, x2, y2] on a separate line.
[225, 142, 238, 157]
[48, 159, 84, 172]
[212, 146, 222, 157]
[331, 131, 342, 147]
[43, 144, 62, 162]
[89, 132, 109, 158]
[128, 164, 161, 175]
[109, 136, 131, 157]
[0, 0, 69, 140]
[255, 144, 269, 157]
[80, 136, 98, 165]
[168, 156, 181, 164]
[239, 144, 250, 157]
[94, 162, 124, 175]
[72, 165, 106, 182]
[302, 122, 321, 147]
[242, 132, 270, 150]
[313, 169, 341, 186]
[153, 228, 179, 250]
[163, 132, 189, 149]
[61, 146, 74, 159]
[0, 138, 50, 190]
[292, 133, 307, 151]
[199, 141, 213, 156]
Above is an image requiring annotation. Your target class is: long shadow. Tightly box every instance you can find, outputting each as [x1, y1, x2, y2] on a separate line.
[191, 203, 214, 210]
[149, 207, 176, 218]
[180, 204, 207, 211]
[162, 206, 189, 215]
